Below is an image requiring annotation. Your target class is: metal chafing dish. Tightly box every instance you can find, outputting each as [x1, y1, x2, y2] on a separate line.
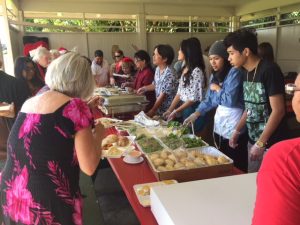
[95, 87, 149, 116]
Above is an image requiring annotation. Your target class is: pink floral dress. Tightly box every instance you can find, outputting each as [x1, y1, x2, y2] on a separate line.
[0, 98, 93, 225]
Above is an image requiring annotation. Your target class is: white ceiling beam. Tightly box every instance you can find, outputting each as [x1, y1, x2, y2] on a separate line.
[235, 0, 300, 16]
[20, 0, 234, 17]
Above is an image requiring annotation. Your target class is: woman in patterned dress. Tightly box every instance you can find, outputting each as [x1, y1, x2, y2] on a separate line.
[137, 44, 178, 117]
[0, 52, 105, 225]
[163, 38, 207, 132]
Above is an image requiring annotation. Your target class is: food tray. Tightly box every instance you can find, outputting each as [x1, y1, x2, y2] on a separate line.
[146, 147, 233, 182]
[133, 180, 177, 207]
[135, 136, 165, 154]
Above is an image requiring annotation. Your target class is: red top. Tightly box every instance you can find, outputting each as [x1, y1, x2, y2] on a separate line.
[252, 138, 300, 225]
[133, 67, 156, 112]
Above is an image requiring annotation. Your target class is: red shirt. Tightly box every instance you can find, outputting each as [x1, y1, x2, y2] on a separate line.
[252, 138, 300, 225]
[133, 67, 156, 112]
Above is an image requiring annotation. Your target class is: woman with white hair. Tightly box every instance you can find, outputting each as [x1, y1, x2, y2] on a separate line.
[30, 46, 51, 81]
[0, 52, 105, 225]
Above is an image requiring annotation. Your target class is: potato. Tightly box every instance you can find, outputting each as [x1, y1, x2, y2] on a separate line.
[194, 157, 206, 166]
[150, 153, 159, 161]
[165, 159, 175, 166]
[173, 162, 185, 169]
[160, 151, 169, 159]
[153, 158, 164, 167]
[217, 156, 230, 164]
[179, 157, 187, 164]
[174, 151, 187, 158]
[165, 164, 174, 171]
[205, 155, 219, 165]
[157, 166, 167, 171]
[185, 161, 197, 169]
[168, 154, 177, 161]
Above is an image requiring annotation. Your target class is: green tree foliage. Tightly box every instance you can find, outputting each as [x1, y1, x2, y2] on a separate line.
[280, 11, 300, 25]
[24, 18, 136, 32]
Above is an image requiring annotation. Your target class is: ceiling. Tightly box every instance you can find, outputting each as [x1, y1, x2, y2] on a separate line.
[16, 0, 300, 17]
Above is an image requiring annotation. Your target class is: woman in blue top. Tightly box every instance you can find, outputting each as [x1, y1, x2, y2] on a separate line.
[163, 38, 206, 132]
[184, 40, 248, 172]
[137, 44, 178, 117]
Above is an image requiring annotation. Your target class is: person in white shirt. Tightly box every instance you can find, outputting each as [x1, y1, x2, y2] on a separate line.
[91, 50, 110, 87]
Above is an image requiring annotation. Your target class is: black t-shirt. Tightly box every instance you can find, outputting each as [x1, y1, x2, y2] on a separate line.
[0, 71, 30, 150]
[243, 60, 287, 147]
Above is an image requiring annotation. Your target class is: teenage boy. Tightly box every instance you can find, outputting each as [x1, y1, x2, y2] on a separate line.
[224, 28, 287, 172]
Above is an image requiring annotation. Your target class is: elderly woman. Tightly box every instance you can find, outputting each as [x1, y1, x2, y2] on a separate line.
[14, 56, 44, 96]
[0, 52, 105, 225]
[137, 44, 178, 117]
[30, 46, 51, 81]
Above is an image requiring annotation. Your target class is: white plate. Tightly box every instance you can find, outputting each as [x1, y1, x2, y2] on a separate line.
[96, 117, 123, 128]
[123, 156, 144, 164]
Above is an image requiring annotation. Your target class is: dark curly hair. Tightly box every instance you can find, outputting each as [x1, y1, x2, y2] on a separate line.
[224, 28, 258, 55]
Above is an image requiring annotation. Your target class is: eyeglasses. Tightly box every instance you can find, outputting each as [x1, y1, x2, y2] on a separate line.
[285, 83, 300, 95]
[114, 55, 122, 59]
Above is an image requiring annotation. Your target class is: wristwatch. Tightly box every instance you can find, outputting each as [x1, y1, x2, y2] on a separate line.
[256, 140, 266, 148]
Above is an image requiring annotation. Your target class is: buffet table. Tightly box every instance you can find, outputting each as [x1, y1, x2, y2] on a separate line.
[104, 127, 244, 225]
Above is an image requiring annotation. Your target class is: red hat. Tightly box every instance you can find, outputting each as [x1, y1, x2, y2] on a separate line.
[122, 57, 134, 64]
[23, 41, 49, 57]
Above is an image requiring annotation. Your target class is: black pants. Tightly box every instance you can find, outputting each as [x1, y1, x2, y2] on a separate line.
[214, 132, 248, 173]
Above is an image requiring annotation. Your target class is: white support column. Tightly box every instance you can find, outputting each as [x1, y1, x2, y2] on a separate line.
[274, 7, 281, 62]
[1, 0, 14, 75]
[136, 3, 147, 51]
[229, 16, 240, 32]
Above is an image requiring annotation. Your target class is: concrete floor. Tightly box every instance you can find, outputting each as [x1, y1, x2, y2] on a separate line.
[93, 165, 140, 225]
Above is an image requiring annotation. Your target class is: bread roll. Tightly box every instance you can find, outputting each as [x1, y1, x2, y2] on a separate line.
[117, 136, 129, 147]
[102, 134, 118, 146]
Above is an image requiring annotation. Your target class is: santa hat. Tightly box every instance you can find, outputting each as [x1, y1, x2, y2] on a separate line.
[23, 40, 49, 57]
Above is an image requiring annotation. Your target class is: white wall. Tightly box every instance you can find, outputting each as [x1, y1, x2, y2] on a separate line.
[257, 25, 300, 73]
[87, 33, 138, 63]
[277, 25, 300, 73]
[24, 32, 225, 64]
[16, 23, 300, 74]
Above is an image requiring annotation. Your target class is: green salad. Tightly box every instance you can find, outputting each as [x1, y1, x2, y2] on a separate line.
[136, 136, 164, 153]
[182, 136, 207, 148]
[160, 133, 183, 150]
[167, 121, 189, 136]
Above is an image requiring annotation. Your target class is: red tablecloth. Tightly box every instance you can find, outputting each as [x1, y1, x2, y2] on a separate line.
[104, 127, 243, 225]
[105, 127, 158, 225]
